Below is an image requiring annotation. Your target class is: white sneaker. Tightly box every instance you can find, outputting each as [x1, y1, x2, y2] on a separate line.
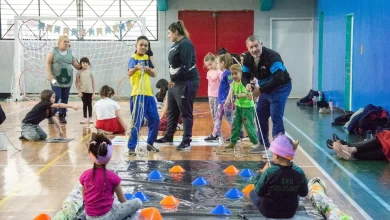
[89, 118, 94, 123]
[80, 118, 88, 124]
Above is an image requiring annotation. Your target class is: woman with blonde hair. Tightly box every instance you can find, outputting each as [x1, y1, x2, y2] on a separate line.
[46, 35, 81, 123]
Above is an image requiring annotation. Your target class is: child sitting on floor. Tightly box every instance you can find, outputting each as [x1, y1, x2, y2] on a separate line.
[158, 90, 183, 132]
[250, 134, 308, 218]
[20, 90, 79, 141]
[94, 85, 127, 134]
[80, 132, 142, 219]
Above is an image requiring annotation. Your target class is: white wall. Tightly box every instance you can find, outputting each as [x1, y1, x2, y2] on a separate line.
[0, 0, 314, 94]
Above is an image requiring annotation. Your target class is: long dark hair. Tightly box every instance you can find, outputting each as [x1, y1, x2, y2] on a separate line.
[88, 133, 112, 185]
[168, 20, 190, 39]
[217, 48, 241, 65]
[155, 79, 168, 102]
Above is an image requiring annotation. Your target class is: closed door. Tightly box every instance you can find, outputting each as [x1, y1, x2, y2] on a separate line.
[179, 11, 216, 97]
[271, 19, 313, 98]
[179, 10, 254, 97]
[216, 11, 254, 54]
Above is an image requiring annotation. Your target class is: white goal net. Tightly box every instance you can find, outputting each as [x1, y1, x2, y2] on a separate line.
[11, 16, 146, 101]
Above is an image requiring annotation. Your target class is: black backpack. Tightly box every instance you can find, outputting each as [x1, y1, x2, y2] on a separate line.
[0, 104, 5, 125]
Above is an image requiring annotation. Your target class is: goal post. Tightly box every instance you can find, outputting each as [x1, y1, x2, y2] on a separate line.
[10, 16, 146, 101]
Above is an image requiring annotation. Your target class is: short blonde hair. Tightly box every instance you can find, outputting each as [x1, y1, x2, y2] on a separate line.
[229, 64, 242, 73]
[57, 35, 69, 46]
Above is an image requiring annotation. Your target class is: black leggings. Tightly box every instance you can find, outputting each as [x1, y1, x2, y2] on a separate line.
[81, 93, 93, 118]
[352, 138, 386, 160]
[165, 80, 200, 143]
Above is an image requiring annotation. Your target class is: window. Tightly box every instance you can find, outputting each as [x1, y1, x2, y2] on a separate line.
[0, 0, 157, 40]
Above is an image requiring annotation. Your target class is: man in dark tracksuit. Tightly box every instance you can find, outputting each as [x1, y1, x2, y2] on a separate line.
[155, 21, 200, 151]
[242, 35, 292, 152]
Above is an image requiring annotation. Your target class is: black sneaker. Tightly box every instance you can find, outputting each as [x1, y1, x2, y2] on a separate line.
[176, 141, 191, 151]
[147, 144, 160, 152]
[128, 149, 136, 156]
[48, 118, 54, 124]
[332, 134, 347, 145]
[155, 136, 173, 143]
[204, 134, 218, 141]
[326, 139, 333, 149]
[59, 116, 67, 124]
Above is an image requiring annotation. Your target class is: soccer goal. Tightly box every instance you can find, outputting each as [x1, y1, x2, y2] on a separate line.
[10, 16, 146, 101]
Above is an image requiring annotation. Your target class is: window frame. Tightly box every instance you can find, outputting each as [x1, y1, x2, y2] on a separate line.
[0, 0, 158, 40]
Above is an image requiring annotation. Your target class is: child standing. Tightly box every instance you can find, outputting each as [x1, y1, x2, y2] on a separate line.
[250, 134, 308, 218]
[204, 53, 234, 141]
[20, 90, 79, 141]
[204, 52, 222, 126]
[80, 132, 142, 219]
[94, 85, 127, 134]
[76, 57, 95, 124]
[225, 64, 258, 149]
[127, 36, 160, 156]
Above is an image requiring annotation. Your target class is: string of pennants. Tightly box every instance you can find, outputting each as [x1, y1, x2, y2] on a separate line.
[37, 21, 134, 37]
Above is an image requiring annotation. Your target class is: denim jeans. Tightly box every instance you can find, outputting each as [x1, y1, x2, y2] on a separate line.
[256, 82, 292, 147]
[51, 85, 71, 116]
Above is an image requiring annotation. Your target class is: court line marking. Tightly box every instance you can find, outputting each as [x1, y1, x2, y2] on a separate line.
[288, 134, 372, 220]
[0, 132, 91, 206]
[5, 106, 34, 115]
[284, 116, 383, 219]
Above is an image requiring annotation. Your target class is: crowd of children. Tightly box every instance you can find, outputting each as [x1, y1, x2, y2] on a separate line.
[18, 31, 311, 218]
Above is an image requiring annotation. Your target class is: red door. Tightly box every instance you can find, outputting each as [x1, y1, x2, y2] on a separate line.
[216, 11, 254, 54]
[178, 11, 216, 97]
[179, 10, 254, 97]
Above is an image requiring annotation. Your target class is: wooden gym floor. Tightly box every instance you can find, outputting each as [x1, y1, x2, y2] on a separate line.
[0, 100, 370, 219]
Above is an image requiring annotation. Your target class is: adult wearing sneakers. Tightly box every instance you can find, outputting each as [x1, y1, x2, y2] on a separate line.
[242, 35, 292, 154]
[46, 35, 81, 124]
[155, 20, 200, 151]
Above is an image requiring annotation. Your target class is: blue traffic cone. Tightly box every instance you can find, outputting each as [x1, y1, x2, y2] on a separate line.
[225, 188, 244, 200]
[210, 204, 232, 215]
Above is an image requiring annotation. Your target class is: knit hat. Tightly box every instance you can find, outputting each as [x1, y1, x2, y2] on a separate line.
[269, 134, 296, 160]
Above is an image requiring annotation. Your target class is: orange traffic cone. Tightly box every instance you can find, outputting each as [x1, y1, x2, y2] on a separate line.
[33, 213, 51, 220]
[223, 165, 240, 175]
[169, 165, 185, 173]
[242, 184, 255, 197]
[140, 207, 163, 220]
[160, 195, 180, 206]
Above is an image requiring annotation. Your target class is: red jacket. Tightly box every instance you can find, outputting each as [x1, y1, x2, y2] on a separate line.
[376, 130, 390, 161]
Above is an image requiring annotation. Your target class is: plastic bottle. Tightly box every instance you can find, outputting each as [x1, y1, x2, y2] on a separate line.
[365, 130, 373, 141]
[318, 91, 323, 102]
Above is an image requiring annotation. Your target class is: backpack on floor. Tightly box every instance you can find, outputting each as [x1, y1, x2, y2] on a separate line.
[0, 104, 6, 125]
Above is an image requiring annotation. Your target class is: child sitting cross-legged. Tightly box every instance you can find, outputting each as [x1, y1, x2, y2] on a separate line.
[250, 134, 308, 218]
[80, 132, 142, 219]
